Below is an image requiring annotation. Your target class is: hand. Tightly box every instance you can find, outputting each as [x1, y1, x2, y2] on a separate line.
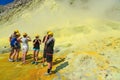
[35, 39, 38, 42]
[27, 36, 30, 38]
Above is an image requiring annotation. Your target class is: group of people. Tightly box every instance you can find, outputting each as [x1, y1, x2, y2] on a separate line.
[8, 30, 55, 75]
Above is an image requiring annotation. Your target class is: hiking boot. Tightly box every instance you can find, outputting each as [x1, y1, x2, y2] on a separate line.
[8, 58, 14, 62]
[31, 61, 35, 64]
[35, 62, 38, 65]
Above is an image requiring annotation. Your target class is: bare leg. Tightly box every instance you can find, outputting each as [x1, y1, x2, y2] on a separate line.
[22, 53, 24, 63]
[35, 50, 39, 62]
[9, 48, 14, 59]
[11, 49, 17, 61]
[15, 49, 19, 61]
[22, 52, 26, 63]
[47, 62, 52, 73]
[42, 50, 46, 65]
[33, 50, 36, 61]
[43, 58, 45, 63]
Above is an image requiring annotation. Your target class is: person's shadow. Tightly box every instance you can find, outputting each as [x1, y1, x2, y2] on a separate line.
[26, 54, 32, 60]
[53, 58, 65, 65]
[53, 61, 69, 73]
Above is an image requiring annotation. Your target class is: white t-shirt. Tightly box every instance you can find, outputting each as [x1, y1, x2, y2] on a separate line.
[21, 37, 29, 47]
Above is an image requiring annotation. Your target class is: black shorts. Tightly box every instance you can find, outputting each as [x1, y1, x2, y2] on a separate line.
[11, 44, 20, 50]
[46, 54, 53, 62]
[11, 45, 17, 49]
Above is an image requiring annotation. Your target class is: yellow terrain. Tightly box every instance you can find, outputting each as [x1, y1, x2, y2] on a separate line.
[0, 0, 120, 80]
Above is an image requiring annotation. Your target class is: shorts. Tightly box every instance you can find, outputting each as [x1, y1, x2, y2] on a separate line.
[46, 53, 53, 62]
[22, 46, 28, 53]
[10, 46, 14, 52]
[11, 45, 20, 50]
[33, 48, 40, 51]
[17, 46, 21, 50]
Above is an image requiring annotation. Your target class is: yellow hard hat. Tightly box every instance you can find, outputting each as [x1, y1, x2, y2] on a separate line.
[47, 30, 52, 34]
[48, 32, 53, 36]
[23, 33, 27, 36]
[14, 30, 19, 33]
[16, 32, 20, 36]
[35, 34, 39, 37]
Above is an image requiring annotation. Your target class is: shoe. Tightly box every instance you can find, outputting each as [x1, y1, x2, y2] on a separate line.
[35, 62, 38, 65]
[8, 58, 14, 62]
[31, 61, 35, 64]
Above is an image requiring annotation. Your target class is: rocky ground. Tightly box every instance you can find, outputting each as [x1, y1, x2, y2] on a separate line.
[0, 0, 120, 80]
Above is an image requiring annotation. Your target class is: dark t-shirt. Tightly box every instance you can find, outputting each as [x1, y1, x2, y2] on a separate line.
[46, 37, 55, 54]
[33, 39, 41, 49]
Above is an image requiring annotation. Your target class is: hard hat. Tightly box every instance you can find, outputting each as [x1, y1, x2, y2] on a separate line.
[48, 32, 53, 36]
[47, 30, 52, 34]
[35, 34, 39, 37]
[14, 30, 19, 33]
[16, 32, 20, 36]
[23, 33, 27, 36]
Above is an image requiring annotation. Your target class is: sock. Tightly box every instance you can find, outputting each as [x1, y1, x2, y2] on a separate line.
[47, 69, 50, 73]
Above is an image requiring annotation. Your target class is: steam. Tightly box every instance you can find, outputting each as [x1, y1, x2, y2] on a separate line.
[60, 0, 119, 19]
[0, 0, 120, 38]
[86, 0, 119, 18]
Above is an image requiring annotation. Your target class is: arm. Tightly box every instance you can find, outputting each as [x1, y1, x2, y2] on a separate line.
[38, 39, 41, 45]
[9, 35, 12, 42]
[42, 35, 48, 43]
[17, 37, 21, 42]
[44, 35, 48, 43]
[27, 36, 31, 41]
[33, 39, 37, 45]
[19, 37, 23, 43]
[42, 36, 45, 43]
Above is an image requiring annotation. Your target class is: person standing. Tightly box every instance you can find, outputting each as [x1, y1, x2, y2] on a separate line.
[45, 32, 55, 75]
[8, 30, 19, 62]
[31, 34, 41, 65]
[42, 31, 51, 66]
[11, 32, 21, 62]
[21, 33, 31, 64]
[15, 33, 21, 62]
